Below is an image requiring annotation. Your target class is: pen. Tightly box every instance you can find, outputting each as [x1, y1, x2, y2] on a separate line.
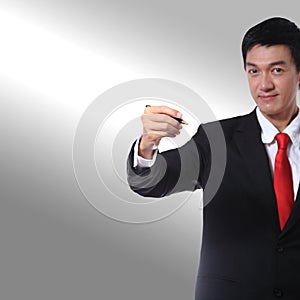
[145, 105, 188, 125]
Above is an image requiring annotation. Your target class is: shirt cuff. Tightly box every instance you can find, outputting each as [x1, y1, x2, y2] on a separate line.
[133, 137, 158, 168]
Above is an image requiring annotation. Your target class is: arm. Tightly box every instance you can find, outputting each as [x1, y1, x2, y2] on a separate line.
[127, 106, 212, 197]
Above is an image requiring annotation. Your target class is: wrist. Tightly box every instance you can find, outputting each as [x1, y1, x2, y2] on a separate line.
[138, 137, 156, 159]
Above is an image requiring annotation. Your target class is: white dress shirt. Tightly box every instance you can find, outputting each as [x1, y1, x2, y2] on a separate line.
[256, 107, 300, 200]
[134, 107, 300, 199]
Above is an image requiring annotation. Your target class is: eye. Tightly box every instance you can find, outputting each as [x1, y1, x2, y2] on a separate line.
[248, 69, 258, 74]
[272, 67, 283, 74]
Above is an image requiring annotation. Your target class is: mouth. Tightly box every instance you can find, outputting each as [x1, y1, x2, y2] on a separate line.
[258, 94, 278, 101]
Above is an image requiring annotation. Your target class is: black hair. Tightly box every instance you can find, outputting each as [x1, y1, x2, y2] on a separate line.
[242, 17, 300, 73]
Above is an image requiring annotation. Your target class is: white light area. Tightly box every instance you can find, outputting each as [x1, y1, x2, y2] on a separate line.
[0, 10, 137, 110]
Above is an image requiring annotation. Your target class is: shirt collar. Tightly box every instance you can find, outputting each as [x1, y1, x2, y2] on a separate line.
[256, 107, 300, 147]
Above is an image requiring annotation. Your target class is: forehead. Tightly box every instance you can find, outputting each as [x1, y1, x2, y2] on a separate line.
[246, 44, 294, 66]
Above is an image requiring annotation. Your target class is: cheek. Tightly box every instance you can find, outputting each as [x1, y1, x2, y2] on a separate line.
[281, 79, 298, 95]
[248, 80, 257, 95]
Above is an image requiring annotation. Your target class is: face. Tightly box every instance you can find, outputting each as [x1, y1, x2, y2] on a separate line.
[245, 44, 300, 123]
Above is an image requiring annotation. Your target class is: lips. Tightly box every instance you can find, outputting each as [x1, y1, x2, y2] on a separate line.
[259, 94, 278, 100]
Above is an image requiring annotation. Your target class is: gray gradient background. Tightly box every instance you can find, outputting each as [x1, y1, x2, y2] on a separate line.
[0, 1, 298, 299]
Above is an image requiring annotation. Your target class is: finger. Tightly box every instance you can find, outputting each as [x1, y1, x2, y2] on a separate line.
[142, 120, 182, 137]
[144, 118, 182, 137]
[143, 130, 177, 142]
[147, 120, 181, 135]
[144, 105, 182, 119]
[142, 113, 183, 129]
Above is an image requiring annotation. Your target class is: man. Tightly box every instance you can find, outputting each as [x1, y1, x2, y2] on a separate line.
[127, 17, 300, 299]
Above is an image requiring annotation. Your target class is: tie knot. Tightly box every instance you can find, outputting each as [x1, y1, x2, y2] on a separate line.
[275, 133, 291, 150]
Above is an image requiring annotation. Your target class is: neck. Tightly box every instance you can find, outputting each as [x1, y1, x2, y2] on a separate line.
[265, 106, 299, 132]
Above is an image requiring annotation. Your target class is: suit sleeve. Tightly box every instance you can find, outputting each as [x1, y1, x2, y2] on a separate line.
[127, 125, 212, 198]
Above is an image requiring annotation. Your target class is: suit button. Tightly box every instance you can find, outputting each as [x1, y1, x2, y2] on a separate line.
[273, 289, 283, 297]
[276, 247, 284, 253]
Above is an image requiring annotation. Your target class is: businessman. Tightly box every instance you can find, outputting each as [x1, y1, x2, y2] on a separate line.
[127, 17, 300, 299]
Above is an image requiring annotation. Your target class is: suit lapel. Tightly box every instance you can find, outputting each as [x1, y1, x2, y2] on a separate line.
[233, 110, 280, 231]
[280, 184, 300, 235]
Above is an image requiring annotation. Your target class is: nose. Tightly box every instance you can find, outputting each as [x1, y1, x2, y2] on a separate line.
[259, 73, 274, 91]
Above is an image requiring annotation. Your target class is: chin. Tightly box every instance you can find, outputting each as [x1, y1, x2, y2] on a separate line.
[257, 104, 277, 116]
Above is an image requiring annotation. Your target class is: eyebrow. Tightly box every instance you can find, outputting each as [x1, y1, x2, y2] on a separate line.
[246, 60, 288, 67]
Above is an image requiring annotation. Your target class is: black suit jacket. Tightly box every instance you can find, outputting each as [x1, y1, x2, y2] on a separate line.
[127, 109, 300, 300]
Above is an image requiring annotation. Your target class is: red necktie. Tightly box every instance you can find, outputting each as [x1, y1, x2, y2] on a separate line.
[274, 133, 294, 230]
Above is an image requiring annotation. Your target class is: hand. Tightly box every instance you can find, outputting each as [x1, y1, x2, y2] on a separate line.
[138, 105, 183, 159]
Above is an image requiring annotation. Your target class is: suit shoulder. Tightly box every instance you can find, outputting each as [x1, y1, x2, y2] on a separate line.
[201, 110, 256, 132]
[195, 110, 257, 144]
[220, 111, 255, 129]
